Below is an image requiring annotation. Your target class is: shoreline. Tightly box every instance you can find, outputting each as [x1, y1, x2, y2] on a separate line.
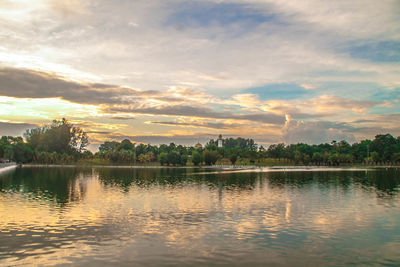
[0, 164, 17, 174]
[21, 164, 200, 169]
[18, 164, 397, 172]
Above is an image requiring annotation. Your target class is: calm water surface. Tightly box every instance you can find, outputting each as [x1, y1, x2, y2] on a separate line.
[1, 167, 400, 266]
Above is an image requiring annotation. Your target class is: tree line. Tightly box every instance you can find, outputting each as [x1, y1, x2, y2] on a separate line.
[0, 119, 90, 164]
[1, 119, 400, 166]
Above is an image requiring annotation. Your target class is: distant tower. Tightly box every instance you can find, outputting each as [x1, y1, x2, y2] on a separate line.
[217, 134, 223, 148]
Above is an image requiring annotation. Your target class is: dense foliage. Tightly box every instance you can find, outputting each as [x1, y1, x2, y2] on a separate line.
[1, 119, 400, 166]
[1, 119, 89, 163]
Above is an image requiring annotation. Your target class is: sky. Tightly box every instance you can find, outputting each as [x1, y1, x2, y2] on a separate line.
[0, 0, 399, 150]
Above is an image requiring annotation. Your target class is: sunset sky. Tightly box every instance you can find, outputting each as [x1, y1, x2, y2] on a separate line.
[0, 0, 399, 150]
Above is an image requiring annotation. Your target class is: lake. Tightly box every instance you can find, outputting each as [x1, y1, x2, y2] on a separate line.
[1, 166, 400, 266]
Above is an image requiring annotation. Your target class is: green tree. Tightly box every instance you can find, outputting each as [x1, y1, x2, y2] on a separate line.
[24, 118, 89, 154]
[145, 151, 156, 162]
[391, 152, 400, 163]
[369, 134, 397, 161]
[267, 143, 285, 159]
[191, 151, 202, 166]
[118, 139, 134, 151]
[167, 151, 181, 166]
[138, 153, 147, 163]
[294, 150, 302, 164]
[229, 153, 238, 165]
[371, 151, 380, 163]
[0, 136, 11, 158]
[203, 150, 219, 165]
[180, 154, 188, 166]
[99, 141, 119, 152]
[159, 152, 168, 166]
[328, 153, 339, 166]
[8, 142, 33, 163]
[312, 152, 323, 165]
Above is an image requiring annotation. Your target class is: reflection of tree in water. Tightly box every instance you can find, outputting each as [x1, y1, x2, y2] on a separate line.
[265, 171, 352, 189]
[353, 169, 400, 198]
[3, 167, 397, 205]
[0, 167, 88, 206]
[96, 168, 195, 191]
[264, 172, 312, 189]
[196, 172, 258, 191]
[96, 168, 258, 191]
[263, 169, 400, 198]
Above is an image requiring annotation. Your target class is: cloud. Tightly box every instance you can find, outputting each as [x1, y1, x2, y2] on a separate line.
[300, 95, 377, 113]
[0, 122, 37, 137]
[0, 67, 214, 107]
[263, 103, 334, 119]
[0, 66, 396, 145]
[103, 132, 219, 146]
[105, 116, 136, 120]
[85, 130, 112, 135]
[375, 113, 400, 121]
[283, 117, 356, 144]
[110, 104, 285, 125]
[166, 1, 278, 29]
[0, 0, 399, 145]
[350, 113, 400, 127]
[352, 119, 376, 124]
[233, 93, 374, 120]
[0, 67, 148, 105]
[149, 120, 242, 129]
[238, 0, 400, 39]
[2, 0, 398, 94]
[376, 101, 395, 108]
[344, 40, 400, 63]
[300, 83, 318, 90]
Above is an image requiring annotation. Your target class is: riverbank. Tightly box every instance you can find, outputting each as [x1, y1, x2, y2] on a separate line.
[20, 164, 251, 170]
[21, 164, 206, 169]
[0, 163, 17, 175]
[21, 163, 399, 169]
[18, 164, 396, 173]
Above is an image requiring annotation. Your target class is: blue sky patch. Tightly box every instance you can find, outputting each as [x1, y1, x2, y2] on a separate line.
[241, 82, 398, 105]
[315, 70, 376, 78]
[344, 40, 400, 63]
[310, 81, 388, 100]
[242, 83, 313, 100]
[370, 87, 400, 101]
[166, 2, 279, 29]
[370, 105, 400, 115]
